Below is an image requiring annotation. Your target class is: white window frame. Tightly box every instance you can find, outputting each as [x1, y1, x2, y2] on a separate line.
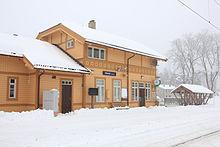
[96, 79, 105, 102]
[113, 80, 121, 102]
[9, 78, 17, 99]
[132, 82, 138, 102]
[66, 40, 74, 48]
[88, 46, 105, 60]
[146, 83, 151, 101]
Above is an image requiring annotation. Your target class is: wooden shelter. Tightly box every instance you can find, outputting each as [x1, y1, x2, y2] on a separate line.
[171, 84, 214, 105]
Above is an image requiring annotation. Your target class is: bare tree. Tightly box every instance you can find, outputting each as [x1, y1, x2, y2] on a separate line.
[158, 67, 181, 86]
[167, 31, 220, 104]
[197, 32, 220, 92]
[169, 34, 201, 84]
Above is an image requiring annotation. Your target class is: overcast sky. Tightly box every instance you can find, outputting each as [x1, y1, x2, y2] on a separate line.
[1, 0, 220, 69]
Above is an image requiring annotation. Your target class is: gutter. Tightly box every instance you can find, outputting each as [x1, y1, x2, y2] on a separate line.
[86, 40, 168, 61]
[127, 54, 135, 106]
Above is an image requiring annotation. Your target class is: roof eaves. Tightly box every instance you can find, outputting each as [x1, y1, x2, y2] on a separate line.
[171, 85, 193, 94]
[38, 23, 62, 35]
[0, 50, 23, 58]
[34, 64, 90, 74]
[86, 39, 167, 61]
[34, 68, 90, 74]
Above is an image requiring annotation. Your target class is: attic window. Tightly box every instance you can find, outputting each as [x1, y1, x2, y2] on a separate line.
[88, 46, 105, 60]
[67, 40, 74, 48]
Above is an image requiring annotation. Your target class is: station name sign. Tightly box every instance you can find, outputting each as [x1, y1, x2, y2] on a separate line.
[103, 71, 116, 76]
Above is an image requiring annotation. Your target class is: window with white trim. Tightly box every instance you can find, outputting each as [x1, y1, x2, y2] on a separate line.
[88, 46, 105, 60]
[146, 83, 151, 100]
[67, 40, 74, 48]
[96, 79, 105, 102]
[132, 82, 138, 101]
[9, 78, 17, 99]
[113, 80, 121, 102]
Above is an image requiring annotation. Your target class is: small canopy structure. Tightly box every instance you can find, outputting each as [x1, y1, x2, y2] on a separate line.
[171, 84, 214, 105]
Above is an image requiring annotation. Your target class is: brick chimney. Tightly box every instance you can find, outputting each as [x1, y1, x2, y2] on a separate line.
[88, 20, 96, 29]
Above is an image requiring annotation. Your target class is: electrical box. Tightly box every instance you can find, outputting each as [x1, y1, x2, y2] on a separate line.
[43, 89, 59, 112]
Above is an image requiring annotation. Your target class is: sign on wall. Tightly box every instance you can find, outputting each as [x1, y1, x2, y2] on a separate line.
[88, 88, 98, 96]
[103, 71, 116, 76]
[122, 88, 127, 100]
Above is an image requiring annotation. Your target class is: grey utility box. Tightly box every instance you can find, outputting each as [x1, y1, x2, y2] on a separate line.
[43, 89, 59, 112]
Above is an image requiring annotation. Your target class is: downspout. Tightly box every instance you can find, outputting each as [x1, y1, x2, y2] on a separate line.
[37, 70, 45, 109]
[127, 54, 135, 106]
[82, 74, 86, 108]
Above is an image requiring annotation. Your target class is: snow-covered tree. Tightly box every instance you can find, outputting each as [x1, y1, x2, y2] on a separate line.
[168, 31, 220, 94]
[169, 34, 201, 85]
[197, 32, 220, 92]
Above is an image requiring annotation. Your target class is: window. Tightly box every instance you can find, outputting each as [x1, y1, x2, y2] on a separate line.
[88, 47, 93, 57]
[132, 82, 138, 101]
[94, 48, 99, 58]
[113, 80, 121, 102]
[88, 47, 105, 60]
[67, 40, 74, 48]
[9, 78, 17, 99]
[146, 83, 151, 100]
[100, 50, 105, 59]
[96, 79, 105, 102]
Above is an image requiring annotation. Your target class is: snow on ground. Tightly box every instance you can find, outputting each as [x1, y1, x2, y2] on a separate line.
[176, 131, 220, 147]
[1, 97, 220, 147]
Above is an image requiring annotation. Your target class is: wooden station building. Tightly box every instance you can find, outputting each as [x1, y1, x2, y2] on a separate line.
[0, 20, 167, 112]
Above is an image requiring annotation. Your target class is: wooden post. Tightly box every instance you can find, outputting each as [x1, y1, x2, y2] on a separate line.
[173, 93, 179, 105]
[179, 92, 184, 105]
[91, 95, 94, 109]
[203, 93, 207, 104]
[184, 92, 187, 106]
[192, 93, 196, 105]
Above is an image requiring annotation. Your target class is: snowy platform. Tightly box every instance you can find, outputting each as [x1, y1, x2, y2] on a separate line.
[0, 97, 220, 147]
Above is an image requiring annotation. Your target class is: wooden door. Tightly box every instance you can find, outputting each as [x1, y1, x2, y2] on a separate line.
[139, 89, 145, 107]
[62, 85, 72, 113]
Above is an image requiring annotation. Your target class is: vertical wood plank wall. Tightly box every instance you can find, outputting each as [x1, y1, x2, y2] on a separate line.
[0, 56, 36, 111]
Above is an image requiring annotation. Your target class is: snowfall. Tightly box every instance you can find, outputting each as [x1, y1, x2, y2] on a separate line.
[1, 97, 220, 147]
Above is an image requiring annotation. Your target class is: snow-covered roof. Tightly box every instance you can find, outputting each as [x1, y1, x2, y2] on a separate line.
[0, 33, 90, 73]
[158, 85, 175, 90]
[44, 22, 167, 60]
[171, 84, 214, 94]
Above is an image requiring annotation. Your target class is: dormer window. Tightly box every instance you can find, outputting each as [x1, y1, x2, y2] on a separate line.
[88, 46, 105, 60]
[67, 40, 74, 48]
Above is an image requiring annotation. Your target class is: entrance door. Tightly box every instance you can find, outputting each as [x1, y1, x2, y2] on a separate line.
[62, 80, 72, 113]
[139, 89, 145, 106]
